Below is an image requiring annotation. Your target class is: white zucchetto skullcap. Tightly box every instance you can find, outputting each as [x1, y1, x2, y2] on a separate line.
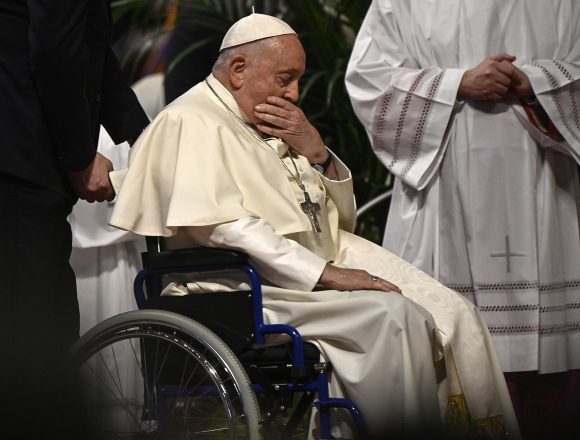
[219, 13, 297, 51]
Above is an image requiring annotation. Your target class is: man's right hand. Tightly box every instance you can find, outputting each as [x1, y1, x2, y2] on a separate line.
[67, 152, 114, 202]
[458, 54, 517, 102]
[317, 263, 402, 294]
[503, 62, 533, 99]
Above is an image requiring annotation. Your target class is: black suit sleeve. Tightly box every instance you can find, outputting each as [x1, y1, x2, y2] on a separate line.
[27, 0, 95, 172]
[100, 47, 149, 144]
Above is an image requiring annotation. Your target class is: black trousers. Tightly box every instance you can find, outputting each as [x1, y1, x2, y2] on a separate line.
[0, 172, 82, 438]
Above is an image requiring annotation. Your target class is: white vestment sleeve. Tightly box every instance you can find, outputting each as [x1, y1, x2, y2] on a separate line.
[345, 0, 464, 190]
[520, 57, 580, 163]
[184, 218, 328, 292]
[317, 150, 357, 233]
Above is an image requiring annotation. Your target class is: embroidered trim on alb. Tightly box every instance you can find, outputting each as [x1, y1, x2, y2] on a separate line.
[541, 303, 580, 313]
[479, 304, 539, 312]
[552, 60, 580, 132]
[531, 61, 580, 143]
[446, 279, 580, 294]
[478, 303, 580, 313]
[487, 323, 580, 336]
[386, 69, 429, 170]
[400, 72, 444, 178]
[375, 92, 393, 158]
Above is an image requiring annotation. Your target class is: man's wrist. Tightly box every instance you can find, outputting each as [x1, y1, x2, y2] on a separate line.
[522, 94, 539, 106]
[311, 153, 332, 174]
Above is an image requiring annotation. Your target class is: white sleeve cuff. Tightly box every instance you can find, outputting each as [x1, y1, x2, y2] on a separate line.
[185, 218, 327, 291]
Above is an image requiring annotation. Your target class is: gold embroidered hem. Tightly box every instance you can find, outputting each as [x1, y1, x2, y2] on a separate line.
[445, 393, 507, 440]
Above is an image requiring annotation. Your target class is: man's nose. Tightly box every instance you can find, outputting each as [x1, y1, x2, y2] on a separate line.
[284, 83, 299, 103]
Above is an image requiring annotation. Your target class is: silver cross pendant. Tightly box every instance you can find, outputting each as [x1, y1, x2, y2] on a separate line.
[300, 191, 321, 233]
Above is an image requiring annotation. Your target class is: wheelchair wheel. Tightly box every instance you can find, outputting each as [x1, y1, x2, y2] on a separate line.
[68, 309, 262, 439]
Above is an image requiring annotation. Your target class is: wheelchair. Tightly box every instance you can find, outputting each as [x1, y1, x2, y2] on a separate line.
[68, 236, 368, 439]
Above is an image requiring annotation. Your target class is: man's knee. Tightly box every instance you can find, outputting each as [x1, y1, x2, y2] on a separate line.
[372, 291, 436, 328]
[369, 292, 440, 359]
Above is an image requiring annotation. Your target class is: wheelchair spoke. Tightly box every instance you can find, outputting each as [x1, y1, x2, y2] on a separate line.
[78, 345, 145, 429]
[72, 314, 261, 439]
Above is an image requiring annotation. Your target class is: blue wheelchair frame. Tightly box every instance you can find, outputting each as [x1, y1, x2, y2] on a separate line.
[133, 245, 368, 439]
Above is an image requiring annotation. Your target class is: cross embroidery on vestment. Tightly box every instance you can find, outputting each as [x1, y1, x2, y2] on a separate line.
[490, 236, 525, 273]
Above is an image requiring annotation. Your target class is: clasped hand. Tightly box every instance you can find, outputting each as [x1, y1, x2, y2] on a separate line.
[458, 53, 533, 102]
[254, 96, 328, 164]
[67, 152, 114, 202]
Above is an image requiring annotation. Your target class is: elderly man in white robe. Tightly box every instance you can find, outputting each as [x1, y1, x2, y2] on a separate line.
[110, 13, 520, 439]
[345, 1, 580, 439]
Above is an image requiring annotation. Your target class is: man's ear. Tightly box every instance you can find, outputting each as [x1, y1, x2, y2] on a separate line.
[229, 55, 246, 90]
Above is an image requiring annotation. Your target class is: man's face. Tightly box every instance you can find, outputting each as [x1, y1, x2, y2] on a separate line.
[236, 34, 306, 124]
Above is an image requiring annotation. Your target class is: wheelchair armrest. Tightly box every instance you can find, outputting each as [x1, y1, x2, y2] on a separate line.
[136, 245, 313, 376]
[142, 247, 250, 270]
[135, 247, 262, 323]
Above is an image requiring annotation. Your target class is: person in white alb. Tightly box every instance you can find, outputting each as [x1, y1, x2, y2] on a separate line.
[345, 1, 580, 438]
[109, 12, 520, 440]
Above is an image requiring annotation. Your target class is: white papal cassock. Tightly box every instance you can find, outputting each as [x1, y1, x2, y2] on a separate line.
[109, 74, 519, 438]
[345, 0, 580, 374]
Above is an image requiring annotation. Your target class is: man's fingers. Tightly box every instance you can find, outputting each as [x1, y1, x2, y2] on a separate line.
[255, 102, 291, 118]
[489, 93, 505, 102]
[82, 193, 96, 203]
[254, 110, 290, 129]
[381, 279, 402, 294]
[81, 188, 112, 203]
[497, 59, 514, 73]
[489, 53, 516, 62]
[266, 95, 295, 109]
[98, 186, 114, 203]
[494, 71, 512, 88]
[493, 83, 509, 96]
[369, 274, 402, 294]
[79, 174, 114, 203]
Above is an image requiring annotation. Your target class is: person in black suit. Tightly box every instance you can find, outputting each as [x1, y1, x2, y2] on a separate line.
[0, 1, 148, 436]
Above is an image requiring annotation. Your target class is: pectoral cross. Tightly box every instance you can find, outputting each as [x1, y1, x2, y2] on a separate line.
[300, 191, 321, 233]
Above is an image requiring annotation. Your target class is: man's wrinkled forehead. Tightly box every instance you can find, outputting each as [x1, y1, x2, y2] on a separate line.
[255, 35, 306, 74]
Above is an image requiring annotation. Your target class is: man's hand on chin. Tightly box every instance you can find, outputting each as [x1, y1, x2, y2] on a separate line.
[253, 96, 327, 164]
